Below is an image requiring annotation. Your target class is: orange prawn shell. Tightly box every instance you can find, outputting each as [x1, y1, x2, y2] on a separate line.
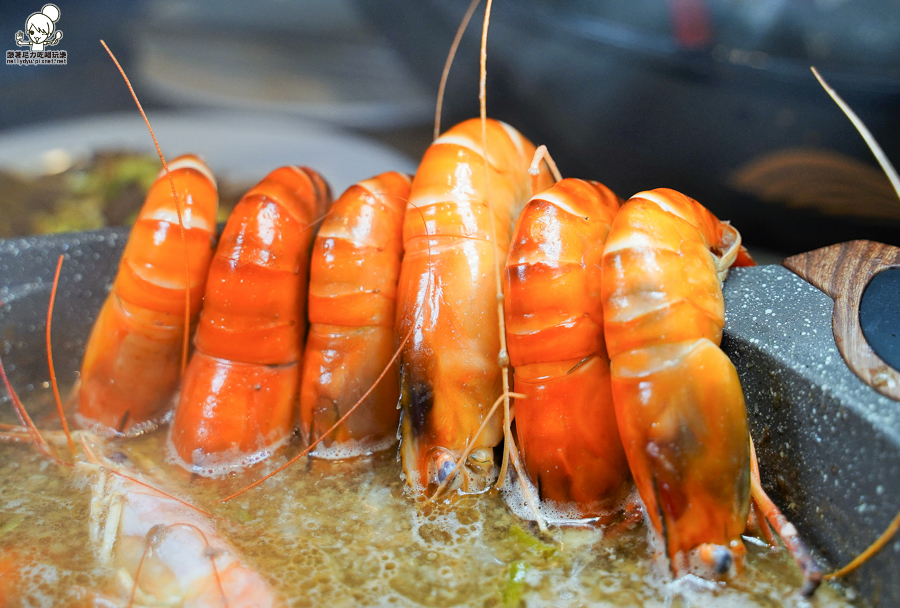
[113, 162, 219, 316]
[306, 172, 410, 328]
[195, 166, 330, 365]
[602, 189, 728, 357]
[506, 179, 619, 364]
[612, 339, 750, 553]
[601, 188, 750, 560]
[77, 155, 218, 434]
[300, 171, 411, 449]
[171, 166, 331, 469]
[397, 118, 552, 488]
[0, 550, 22, 608]
[506, 179, 630, 512]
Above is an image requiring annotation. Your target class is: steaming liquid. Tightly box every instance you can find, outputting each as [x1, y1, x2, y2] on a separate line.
[0, 432, 863, 608]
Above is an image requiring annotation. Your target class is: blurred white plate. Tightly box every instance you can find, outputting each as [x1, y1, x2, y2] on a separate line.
[136, 0, 434, 128]
[0, 111, 418, 195]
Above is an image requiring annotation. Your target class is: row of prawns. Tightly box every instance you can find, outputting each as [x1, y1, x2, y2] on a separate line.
[67, 106, 826, 596]
[1, 153, 408, 606]
[394, 115, 823, 591]
[5, 17, 891, 605]
[74, 154, 412, 473]
[74, 117, 543, 482]
[5, 35, 825, 605]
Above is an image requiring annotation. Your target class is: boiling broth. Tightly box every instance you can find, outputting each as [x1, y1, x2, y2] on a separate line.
[0, 429, 863, 608]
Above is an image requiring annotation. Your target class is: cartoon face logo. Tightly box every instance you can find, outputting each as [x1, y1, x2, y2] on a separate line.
[15, 4, 63, 51]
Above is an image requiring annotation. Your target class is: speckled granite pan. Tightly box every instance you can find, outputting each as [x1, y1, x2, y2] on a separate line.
[1, 231, 898, 605]
[723, 265, 899, 606]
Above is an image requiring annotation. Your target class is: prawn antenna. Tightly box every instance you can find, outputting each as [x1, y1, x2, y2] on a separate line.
[127, 527, 155, 608]
[811, 67, 900, 201]
[826, 512, 900, 580]
[101, 40, 192, 376]
[168, 523, 228, 603]
[223, 322, 414, 503]
[427, 390, 548, 534]
[435, 0, 482, 140]
[477, 0, 508, 481]
[46, 254, 76, 457]
[811, 65, 900, 580]
[0, 347, 66, 466]
[476, 0, 547, 529]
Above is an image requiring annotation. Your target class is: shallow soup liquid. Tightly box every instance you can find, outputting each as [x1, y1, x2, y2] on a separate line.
[0, 425, 865, 608]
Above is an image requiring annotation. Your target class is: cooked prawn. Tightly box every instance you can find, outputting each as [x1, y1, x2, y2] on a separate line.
[76, 155, 219, 436]
[0, 413, 281, 608]
[170, 166, 331, 474]
[395, 117, 553, 492]
[600, 188, 762, 577]
[504, 178, 630, 516]
[78, 449, 282, 608]
[300, 171, 411, 453]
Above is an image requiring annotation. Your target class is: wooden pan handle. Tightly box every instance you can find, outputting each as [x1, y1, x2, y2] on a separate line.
[783, 240, 900, 401]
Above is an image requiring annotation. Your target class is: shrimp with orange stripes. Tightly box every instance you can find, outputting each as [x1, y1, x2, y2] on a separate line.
[0, 250, 280, 608]
[79, 445, 283, 607]
[0, 421, 283, 607]
[600, 188, 820, 591]
[169, 166, 331, 475]
[299, 171, 411, 454]
[3, 320, 280, 607]
[75, 154, 219, 437]
[504, 177, 631, 517]
[395, 117, 553, 492]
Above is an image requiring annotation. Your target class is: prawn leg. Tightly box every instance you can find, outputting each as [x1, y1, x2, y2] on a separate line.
[749, 436, 822, 595]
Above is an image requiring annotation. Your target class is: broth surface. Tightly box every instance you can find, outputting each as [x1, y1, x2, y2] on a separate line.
[0, 429, 863, 608]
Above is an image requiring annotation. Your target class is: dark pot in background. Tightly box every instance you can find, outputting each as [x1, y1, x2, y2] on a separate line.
[355, 0, 900, 255]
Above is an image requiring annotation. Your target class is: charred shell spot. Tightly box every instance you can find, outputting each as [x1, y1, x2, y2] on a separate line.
[406, 379, 434, 436]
